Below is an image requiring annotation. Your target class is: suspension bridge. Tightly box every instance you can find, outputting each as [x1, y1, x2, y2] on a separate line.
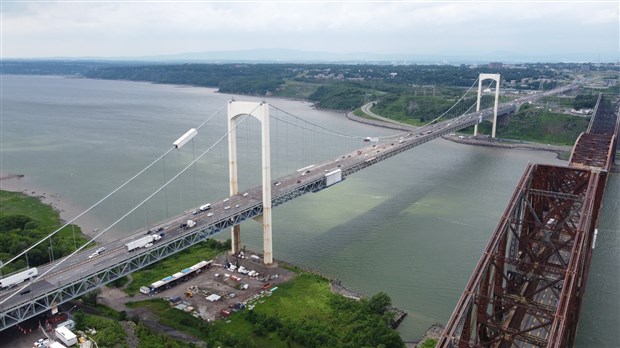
[0, 74, 610, 348]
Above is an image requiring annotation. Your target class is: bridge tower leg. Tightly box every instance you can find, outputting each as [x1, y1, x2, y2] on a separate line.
[474, 73, 501, 138]
[228, 101, 273, 265]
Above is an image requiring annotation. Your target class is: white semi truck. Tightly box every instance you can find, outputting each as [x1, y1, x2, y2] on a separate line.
[125, 234, 160, 251]
[0, 267, 38, 289]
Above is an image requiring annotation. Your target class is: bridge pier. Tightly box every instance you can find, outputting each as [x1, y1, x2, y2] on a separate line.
[228, 101, 273, 265]
[231, 225, 241, 255]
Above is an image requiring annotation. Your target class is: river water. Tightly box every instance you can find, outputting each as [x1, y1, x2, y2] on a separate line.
[1, 75, 617, 346]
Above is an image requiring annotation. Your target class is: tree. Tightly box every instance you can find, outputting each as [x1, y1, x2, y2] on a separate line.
[369, 292, 392, 315]
[73, 309, 85, 330]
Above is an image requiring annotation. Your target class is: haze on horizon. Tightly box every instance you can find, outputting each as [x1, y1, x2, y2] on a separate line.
[1, 0, 618, 63]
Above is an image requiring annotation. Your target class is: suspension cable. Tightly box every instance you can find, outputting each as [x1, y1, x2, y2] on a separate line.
[1, 105, 225, 271]
[2, 103, 259, 304]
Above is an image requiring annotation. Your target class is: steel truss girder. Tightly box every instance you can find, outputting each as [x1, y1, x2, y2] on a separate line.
[570, 133, 614, 169]
[438, 164, 597, 348]
[440, 93, 617, 348]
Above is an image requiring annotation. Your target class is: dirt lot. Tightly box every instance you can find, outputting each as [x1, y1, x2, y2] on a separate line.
[125, 251, 296, 322]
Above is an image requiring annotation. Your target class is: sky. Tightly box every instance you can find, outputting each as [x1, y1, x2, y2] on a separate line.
[1, 0, 619, 62]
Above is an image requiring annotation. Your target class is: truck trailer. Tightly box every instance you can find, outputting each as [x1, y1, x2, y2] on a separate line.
[325, 169, 342, 187]
[125, 235, 154, 251]
[0, 267, 38, 289]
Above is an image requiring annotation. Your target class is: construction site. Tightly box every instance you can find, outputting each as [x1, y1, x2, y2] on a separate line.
[128, 251, 296, 323]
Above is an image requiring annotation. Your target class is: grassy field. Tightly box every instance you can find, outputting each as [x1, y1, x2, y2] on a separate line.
[127, 270, 403, 347]
[126, 296, 291, 347]
[0, 190, 64, 229]
[0, 190, 90, 272]
[123, 239, 229, 295]
[249, 270, 333, 322]
[496, 106, 590, 145]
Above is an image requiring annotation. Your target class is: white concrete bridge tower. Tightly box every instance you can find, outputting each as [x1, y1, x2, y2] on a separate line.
[227, 101, 273, 265]
[474, 73, 501, 138]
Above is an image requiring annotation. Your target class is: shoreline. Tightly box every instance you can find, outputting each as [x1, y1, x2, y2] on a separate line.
[0, 174, 101, 239]
[345, 109, 575, 159]
[442, 134, 573, 160]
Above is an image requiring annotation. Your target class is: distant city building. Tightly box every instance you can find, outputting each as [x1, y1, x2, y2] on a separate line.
[488, 62, 503, 70]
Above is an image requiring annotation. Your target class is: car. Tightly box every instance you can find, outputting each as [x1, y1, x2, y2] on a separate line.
[96, 247, 106, 254]
[242, 192, 249, 197]
[274, 181, 281, 186]
[146, 229, 152, 235]
[157, 227, 165, 232]
[144, 243, 153, 248]
[235, 204, 240, 208]
[223, 198, 230, 202]
[192, 210, 198, 215]
[224, 206, 231, 210]
[89, 252, 99, 258]
[34, 339, 49, 347]
[207, 212, 214, 217]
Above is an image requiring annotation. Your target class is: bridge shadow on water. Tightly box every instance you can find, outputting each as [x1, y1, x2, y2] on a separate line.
[283, 143, 492, 273]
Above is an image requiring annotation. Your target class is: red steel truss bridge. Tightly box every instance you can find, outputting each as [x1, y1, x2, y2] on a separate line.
[438, 93, 619, 348]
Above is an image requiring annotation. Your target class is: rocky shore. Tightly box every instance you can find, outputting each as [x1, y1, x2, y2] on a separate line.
[442, 134, 573, 160]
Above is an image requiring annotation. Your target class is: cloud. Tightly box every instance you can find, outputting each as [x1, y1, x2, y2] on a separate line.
[1, 1, 618, 59]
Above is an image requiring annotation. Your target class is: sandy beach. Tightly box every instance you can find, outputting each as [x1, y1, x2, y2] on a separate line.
[1, 173, 102, 239]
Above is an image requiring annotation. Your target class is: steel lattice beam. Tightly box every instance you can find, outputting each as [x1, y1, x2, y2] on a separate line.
[439, 93, 618, 348]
